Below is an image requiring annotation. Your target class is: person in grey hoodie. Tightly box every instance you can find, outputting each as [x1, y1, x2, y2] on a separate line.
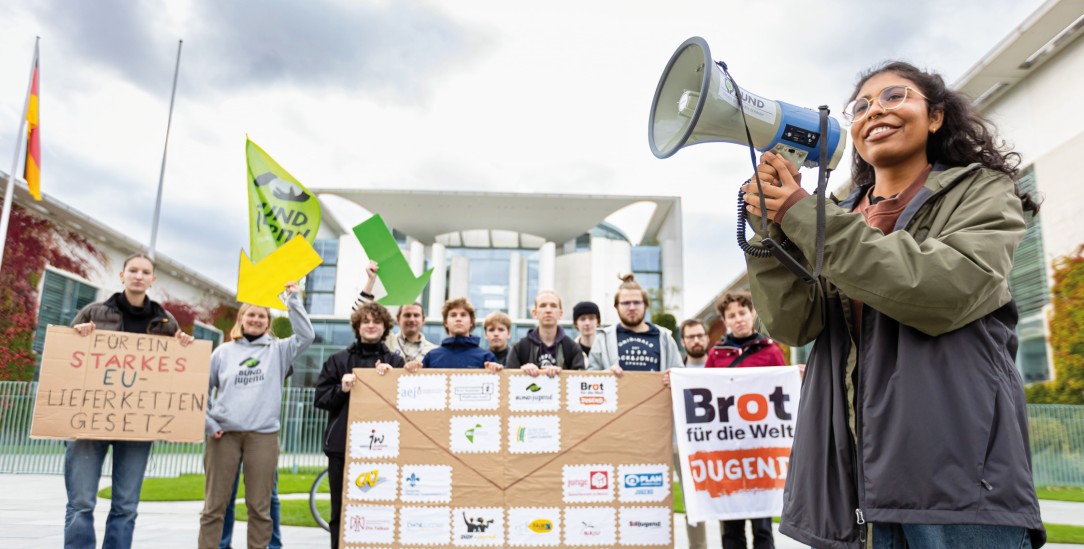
[587, 274, 682, 385]
[198, 283, 314, 549]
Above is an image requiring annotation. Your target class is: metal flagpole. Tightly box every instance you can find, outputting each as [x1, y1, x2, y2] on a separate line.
[0, 36, 40, 274]
[148, 39, 183, 260]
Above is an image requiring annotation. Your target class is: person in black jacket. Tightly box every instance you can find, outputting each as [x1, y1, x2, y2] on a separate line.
[507, 290, 585, 376]
[313, 301, 405, 549]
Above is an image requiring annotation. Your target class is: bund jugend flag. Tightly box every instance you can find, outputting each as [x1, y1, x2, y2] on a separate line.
[245, 137, 322, 262]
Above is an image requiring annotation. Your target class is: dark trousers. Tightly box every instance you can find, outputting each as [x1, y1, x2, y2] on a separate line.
[722, 518, 774, 549]
[328, 455, 344, 549]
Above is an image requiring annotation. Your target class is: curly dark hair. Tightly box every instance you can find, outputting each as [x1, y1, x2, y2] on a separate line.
[351, 301, 394, 343]
[848, 61, 1040, 215]
[715, 291, 753, 317]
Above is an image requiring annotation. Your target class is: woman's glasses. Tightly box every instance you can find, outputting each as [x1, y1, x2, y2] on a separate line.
[843, 85, 928, 123]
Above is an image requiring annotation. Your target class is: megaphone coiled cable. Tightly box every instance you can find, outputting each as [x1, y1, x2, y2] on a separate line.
[720, 62, 831, 285]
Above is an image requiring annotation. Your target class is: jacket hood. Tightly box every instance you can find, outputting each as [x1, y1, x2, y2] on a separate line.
[717, 332, 769, 349]
[616, 322, 660, 338]
[527, 326, 567, 346]
[440, 335, 482, 349]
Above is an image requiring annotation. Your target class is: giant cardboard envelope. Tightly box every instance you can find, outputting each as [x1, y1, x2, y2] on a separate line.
[31, 326, 212, 443]
[341, 369, 674, 548]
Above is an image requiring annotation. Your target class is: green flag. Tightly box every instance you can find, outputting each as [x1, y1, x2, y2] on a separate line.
[246, 137, 322, 262]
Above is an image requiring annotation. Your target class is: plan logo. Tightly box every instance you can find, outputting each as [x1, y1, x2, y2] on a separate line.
[624, 472, 665, 488]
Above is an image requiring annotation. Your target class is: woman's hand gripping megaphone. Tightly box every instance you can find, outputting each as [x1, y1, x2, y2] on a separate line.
[742, 150, 807, 224]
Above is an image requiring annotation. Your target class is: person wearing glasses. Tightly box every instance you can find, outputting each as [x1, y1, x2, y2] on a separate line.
[741, 62, 1044, 548]
[676, 318, 711, 549]
[586, 274, 682, 383]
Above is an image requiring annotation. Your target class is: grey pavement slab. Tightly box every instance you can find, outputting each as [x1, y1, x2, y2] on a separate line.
[1, 474, 1081, 548]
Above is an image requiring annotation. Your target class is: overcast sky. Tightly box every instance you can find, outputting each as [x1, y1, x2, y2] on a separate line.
[0, 0, 1048, 317]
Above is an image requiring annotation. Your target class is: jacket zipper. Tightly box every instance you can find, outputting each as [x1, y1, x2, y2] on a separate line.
[853, 311, 867, 546]
[325, 412, 343, 450]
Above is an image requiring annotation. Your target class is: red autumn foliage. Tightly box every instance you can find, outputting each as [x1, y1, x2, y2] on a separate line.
[0, 202, 104, 380]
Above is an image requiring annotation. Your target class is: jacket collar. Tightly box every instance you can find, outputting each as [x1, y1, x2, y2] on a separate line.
[440, 335, 481, 348]
[234, 333, 274, 346]
[839, 163, 984, 230]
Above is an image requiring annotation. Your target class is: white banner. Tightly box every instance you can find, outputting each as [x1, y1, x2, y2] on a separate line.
[670, 367, 801, 524]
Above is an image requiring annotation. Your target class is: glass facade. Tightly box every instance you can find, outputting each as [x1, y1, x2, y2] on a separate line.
[445, 248, 540, 319]
[192, 322, 224, 350]
[291, 318, 355, 387]
[34, 270, 98, 372]
[632, 246, 662, 291]
[1007, 167, 1050, 383]
[305, 240, 339, 315]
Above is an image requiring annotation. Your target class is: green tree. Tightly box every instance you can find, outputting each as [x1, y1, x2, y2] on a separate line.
[1025, 245, 1084, 404]
[647, 286, 680, 334]
[272, 316, 294, 338]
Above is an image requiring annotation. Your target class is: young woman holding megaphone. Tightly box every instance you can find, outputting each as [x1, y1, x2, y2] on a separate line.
[742, 62, 1044, 549]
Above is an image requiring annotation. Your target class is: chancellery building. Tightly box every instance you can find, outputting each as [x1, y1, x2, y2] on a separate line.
[295, 188, 685, 386]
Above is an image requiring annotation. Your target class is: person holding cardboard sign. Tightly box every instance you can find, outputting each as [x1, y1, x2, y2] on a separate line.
[314, 300, 405, 549]
[198, 282, 314, 549]
[63, 253, 195, 549]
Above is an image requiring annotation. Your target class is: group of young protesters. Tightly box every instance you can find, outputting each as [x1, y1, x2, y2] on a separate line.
[59, 59, 1046, 549]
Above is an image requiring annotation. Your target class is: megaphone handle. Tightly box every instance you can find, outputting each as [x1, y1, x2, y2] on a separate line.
[763, 238, 816, 285]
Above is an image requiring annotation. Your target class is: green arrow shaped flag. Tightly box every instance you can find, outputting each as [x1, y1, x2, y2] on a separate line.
[352, 215, 433, 306]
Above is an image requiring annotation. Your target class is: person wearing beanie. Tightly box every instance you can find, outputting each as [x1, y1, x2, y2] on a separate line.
[572, 301, 600, 361]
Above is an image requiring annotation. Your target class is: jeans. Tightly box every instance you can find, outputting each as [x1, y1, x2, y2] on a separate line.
[873, 523, 1031, 549]
[220, 467, 282, 549]
[64, 440, 153, 549]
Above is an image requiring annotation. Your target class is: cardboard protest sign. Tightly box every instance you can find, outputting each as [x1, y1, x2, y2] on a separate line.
[342, 369, 674, 548]
[31, 326, 212, 443]
[670, 367, 801, 524]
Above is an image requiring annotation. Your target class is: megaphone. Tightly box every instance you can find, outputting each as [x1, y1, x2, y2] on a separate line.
[649, 36, 847, 170]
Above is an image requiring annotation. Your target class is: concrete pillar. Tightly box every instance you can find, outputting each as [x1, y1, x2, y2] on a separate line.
[409, 239, 425, 275]
[427, 243, 447, 319]
[508, 252, 523, 319]
[448, 256, 470, 301]
[539, 241, 556, 291]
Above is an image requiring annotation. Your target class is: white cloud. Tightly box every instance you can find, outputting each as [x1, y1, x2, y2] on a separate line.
[0, 0, 1047, 316]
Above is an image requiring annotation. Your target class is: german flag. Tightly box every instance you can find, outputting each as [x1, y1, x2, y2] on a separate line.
[24, 48, 40, 201]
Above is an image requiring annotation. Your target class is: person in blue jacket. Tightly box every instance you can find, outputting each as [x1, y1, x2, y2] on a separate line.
[412, 297, 503, 372]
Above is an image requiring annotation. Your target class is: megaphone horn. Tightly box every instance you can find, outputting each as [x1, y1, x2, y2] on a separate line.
[648, 36, 847, 170]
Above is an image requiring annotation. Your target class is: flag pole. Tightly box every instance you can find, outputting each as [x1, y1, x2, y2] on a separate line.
[0, 36, 40, 274]
[148, 39, 183, 260]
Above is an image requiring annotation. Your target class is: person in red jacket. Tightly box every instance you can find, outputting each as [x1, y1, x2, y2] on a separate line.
[706, 291, 785, 369]
[706, 291, 784, 549]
